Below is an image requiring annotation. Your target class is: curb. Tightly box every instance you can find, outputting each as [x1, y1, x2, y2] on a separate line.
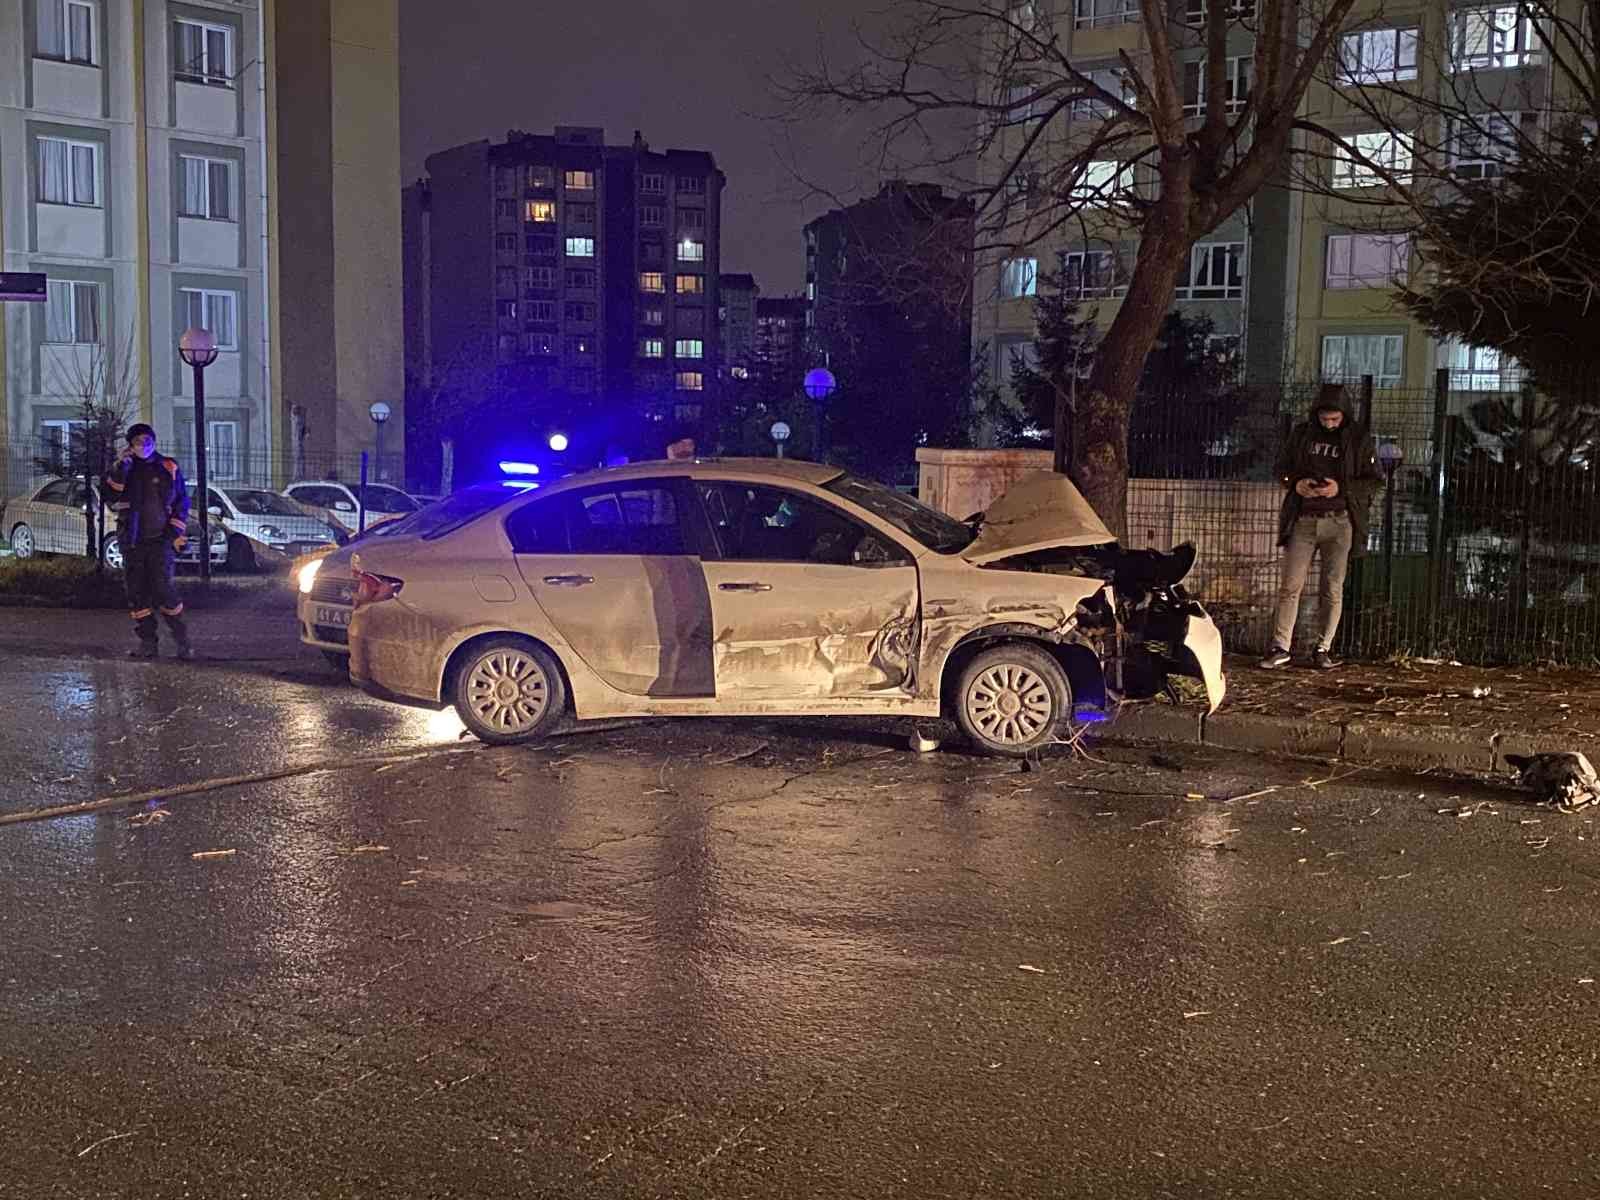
[1104, 704, 1580, 779]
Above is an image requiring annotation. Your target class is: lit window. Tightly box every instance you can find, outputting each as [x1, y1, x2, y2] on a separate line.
[526, 200, 556, 222]
[806, 282, 815, 301]
[36, 136, 99, 206]
[1070, 160, 1134, 203]
[178, 154, 233, 220]
[1448, 114, 1521, 179]
[677, 176, 706, 195]
[1440, 340, 1521, 392]
[675, 371, 704, 391]
[1325, 234, 1409, 289]
[1175, 242, 1245, 300]
[1000, 257, 1037, 299]
[1337, 28, 1419, 84]
[1074, 0, 1137, 30]
[1332, 131, 1414, 188]
[174, 18, 233, 86]
[640, 338, 664, 358]
[1321, 333, 1404, 388]
[180, 287, 238, 350]
[1450, 6, 1544, 70]
[1182, 57, 1252, 116]
[674, 339, 704, 359]
[640, 173, 665, 194]
[566, 335, 594, 356]
[37, 0, 95, 64]
[640, 272, 665, 293]
[564, 170, 595, 190]
[565, 237, 595, 258]
[1059, 249, 1124, 298]
[677, 239, 705, 263]
[676, 274, 704, 296]
[44, 280, 100, 344]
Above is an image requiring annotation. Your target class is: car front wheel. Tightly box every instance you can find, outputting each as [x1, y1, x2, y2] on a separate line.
[227, 534, 257, 573]
[101, 534, 122, 571]
[954, 643, 1070, 758]
[451, 636, 567, 745]
[9, 524, 36, 558]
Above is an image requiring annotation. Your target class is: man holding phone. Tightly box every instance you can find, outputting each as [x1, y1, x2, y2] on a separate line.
[1260, 384, 1382, 670]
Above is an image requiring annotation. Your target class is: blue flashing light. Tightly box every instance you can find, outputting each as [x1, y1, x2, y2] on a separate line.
[499, 461, 540, 476]
[1073, 703, 1110, 724]
[500, 480, 540, 491]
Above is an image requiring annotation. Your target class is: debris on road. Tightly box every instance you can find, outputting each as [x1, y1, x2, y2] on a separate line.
[1017, 964, 1046, 974]
[1505, 752, 1600, 813]
[190, 849, 236, 860]
[128, 808, 170, 827]
[907, 731, 941, 754]
[348, 844, 391, 854]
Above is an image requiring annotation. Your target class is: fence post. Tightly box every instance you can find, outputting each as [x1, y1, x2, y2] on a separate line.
[1515, 383, 1537, 631]
[1344, 375, 1376, 656]
[358, 451, 370, 536]
[1426, 368, 1451, 648]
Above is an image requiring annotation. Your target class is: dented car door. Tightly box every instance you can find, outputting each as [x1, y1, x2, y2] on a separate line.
[695, 482, 920, 700]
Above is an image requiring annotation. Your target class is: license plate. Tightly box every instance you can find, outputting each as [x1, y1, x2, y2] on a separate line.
[315, 606, 351, 627]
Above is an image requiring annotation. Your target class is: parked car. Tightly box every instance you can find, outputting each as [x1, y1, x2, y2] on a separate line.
[191, 483, 344, 572]
[283, 480, 422, 536]
[3, 477, 226, 569]
[345, 460, 1225, 756]
[295, 513, 417, 667]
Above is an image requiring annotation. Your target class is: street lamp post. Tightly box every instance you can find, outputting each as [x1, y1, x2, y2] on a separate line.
[802, 368, 837, 460]
[770, 420, 791, 459]
[370, 402, 392, 481]
[178, 328, 219, 585]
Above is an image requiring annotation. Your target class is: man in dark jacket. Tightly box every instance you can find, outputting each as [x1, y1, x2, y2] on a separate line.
[103, 423, 193, 659]
[1260, 385, 1382, 670]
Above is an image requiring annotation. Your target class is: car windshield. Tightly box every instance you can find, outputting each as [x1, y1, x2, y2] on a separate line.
[823, 472, 974, 554]
[364, 485, 420, 514]
[417, 484, 523, 540]
[208, 487, 304, 516]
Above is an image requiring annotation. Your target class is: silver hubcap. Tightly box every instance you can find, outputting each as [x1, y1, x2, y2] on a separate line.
[966, 663, 1054, 746]
[104, 539, 120, 569]
[12, 528, 31, 556]
[465, 649, 550, 734]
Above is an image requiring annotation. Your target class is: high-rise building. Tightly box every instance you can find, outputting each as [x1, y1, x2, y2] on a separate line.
[0, 0, 404, 481]
[404, 127, 725, 469]
[752, 295, 805, 401]
[718, 272, 758, 383]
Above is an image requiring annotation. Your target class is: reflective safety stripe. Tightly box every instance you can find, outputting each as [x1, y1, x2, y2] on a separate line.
[162, 459, 179, 478]
[160, 604, 184, 616]
[168, 518, 187, 530]
[111, 502, 130, 511]
[130, 608, 154, 620]
[104, 477, 126, 492]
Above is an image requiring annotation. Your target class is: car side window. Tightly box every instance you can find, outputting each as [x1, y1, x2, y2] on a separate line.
[38, 481, 73, 505]
[504, 496, 571, 555]
[698, 483, 907, 567]
[562, 483, 686, 556]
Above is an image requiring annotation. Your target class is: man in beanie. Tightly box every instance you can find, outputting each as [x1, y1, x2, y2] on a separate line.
[1260, 384, 1382, 670]
[103, 423, 193, 659]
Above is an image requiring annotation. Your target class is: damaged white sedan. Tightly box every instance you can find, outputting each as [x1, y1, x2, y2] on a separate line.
[347, 459, 1225, 756]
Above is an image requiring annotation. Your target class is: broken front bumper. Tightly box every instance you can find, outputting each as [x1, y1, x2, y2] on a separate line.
[1181, 605, 1227, 713]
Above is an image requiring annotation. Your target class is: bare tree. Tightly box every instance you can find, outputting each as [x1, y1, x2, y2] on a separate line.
[784, 0, 1362, 534]
[35, 327, 141, 571]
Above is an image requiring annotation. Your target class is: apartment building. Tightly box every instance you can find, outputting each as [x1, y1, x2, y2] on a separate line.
[405, 127, 726, 465]
[976, 0, 1572, 407]
[0, 0, 403, 480]
[718, 271, 758, 382]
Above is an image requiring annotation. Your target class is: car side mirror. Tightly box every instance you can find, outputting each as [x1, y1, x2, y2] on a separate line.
[335, 502, 355, 512]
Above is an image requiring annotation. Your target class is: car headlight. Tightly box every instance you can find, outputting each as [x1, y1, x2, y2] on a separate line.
[297, 558, 322, 595]
[211, 526, 227, 544]
[259, 525, 284, 541]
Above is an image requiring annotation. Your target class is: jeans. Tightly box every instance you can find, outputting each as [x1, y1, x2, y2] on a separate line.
[1272, 514, 1353, 653]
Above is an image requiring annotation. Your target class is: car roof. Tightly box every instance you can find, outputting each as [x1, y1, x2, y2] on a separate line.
[547, 457, 845, 490]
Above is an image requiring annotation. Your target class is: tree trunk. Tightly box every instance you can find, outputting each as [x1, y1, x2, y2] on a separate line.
[1063, 217, 1191, 540]
[440, 437, 455, 495]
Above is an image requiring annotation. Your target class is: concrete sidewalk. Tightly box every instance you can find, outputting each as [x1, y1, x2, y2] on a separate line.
[1112, 654, 1600, 779]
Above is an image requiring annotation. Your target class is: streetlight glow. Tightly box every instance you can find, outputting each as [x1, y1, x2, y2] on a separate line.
[548, 432, 569, 453]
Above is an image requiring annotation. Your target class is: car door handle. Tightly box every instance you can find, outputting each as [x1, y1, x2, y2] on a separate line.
[718, 582, 772, 592]
[542, 574, 594, 587]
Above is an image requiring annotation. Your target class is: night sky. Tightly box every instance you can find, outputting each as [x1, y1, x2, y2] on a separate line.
[399, 0, 883, 296]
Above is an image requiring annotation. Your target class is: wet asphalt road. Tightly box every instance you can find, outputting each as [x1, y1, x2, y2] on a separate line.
[2, 593, 1599, 1197]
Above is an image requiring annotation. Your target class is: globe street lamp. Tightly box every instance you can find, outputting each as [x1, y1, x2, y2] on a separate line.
[803, 367, 837, 460]
[364, 402, 392, 535]
[178, 327, 219, 585]
[770, 420, 791, 459]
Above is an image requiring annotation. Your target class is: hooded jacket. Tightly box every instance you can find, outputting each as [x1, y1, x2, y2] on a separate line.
[1274, 395, 1382, 550]
[104, 453, 190, 546]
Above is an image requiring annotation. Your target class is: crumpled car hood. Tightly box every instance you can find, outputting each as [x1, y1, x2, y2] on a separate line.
[959, 471, 1115, 565]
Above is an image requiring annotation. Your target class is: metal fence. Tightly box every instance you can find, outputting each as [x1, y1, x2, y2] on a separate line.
[1123, 370, 1600, 667]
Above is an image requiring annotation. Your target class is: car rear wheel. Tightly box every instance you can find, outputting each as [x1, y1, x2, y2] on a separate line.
[954, 643, 1070, 758]
[451, 636, 567, 745]
[101, 534, 122, 571]
[9, 524, 36, 559]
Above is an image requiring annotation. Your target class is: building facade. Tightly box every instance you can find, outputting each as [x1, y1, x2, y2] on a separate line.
[0, 0, 403, 483]
[405, 127, 726, 470]
[717, 271, 757, 383]
[752, 295, 804, 401]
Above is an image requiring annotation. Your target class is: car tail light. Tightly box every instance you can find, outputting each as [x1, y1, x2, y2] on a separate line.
[353, 571, 404, 607]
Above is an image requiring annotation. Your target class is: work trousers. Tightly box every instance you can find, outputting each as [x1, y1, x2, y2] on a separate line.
[1272, 514, 1353, 654]
[125, 538, 188, 646]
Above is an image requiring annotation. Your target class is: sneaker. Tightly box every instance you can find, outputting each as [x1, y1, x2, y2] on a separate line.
[1259, 647, 1292, 670]
[1312, 649, 1341, 670]
[128, 642, 158, 660]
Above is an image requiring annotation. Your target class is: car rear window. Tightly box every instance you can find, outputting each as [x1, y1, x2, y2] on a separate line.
[417, 484, 522, 540]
